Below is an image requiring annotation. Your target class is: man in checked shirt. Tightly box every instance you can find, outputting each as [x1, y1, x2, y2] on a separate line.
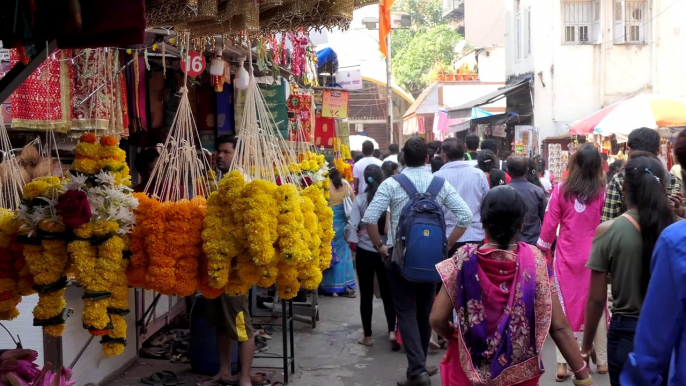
[363, 137, 472, 386]
[602, 128, 685, 222]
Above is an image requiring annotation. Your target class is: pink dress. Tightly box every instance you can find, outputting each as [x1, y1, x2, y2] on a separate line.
[536, 184, 604, 332]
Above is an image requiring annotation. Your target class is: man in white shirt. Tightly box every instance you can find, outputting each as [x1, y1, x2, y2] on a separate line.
[353, 140, 383, 194]
[385, 143, 400, 164]
[434, 138, 489, 255]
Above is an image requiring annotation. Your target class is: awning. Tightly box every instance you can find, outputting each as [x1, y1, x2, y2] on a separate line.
[447, 78, 532, 119]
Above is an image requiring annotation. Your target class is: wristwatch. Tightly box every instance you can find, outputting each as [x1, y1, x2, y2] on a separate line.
[374, 242, 385, 251]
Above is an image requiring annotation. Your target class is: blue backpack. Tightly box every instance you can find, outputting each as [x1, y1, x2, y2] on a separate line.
[391, 174, 448, 283]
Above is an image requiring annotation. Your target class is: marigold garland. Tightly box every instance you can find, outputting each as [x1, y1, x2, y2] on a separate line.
[239, 180, 279, 266]
[0, 209, 31, 321]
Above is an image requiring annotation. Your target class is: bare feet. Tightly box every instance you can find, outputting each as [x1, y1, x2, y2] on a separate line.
[358, 336, 373, 346]
[429, 339, 442, 351]
[597, 364, 608, 374]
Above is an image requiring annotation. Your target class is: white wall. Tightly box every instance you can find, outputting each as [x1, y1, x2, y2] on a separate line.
[478, 46, 506, 82]
[0, 295, 43, 364]
[465, 0, 506, 47]
[506, 0, 686, 142]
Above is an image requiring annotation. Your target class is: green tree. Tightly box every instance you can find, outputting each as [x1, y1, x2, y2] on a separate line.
[390, 0, 463, 97]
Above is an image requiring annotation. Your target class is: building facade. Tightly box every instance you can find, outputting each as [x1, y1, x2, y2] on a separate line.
[503, 0, 686, 142]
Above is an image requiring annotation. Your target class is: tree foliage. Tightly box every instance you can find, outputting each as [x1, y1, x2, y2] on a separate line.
[390, 0, 463, 97]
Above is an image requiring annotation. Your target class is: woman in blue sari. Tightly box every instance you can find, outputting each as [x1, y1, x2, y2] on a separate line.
[320, 167, 356, 297]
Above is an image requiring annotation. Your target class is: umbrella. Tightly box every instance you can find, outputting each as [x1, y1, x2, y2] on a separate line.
[349, 135, 379, 151]
[569, 94, 686, 141]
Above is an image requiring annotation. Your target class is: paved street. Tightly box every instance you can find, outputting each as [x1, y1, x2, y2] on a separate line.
[288, 294, 611, 386]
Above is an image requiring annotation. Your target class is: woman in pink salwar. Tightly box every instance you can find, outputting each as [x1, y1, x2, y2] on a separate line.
[430, 186, 594, 386]
[536, 144, 608, 380]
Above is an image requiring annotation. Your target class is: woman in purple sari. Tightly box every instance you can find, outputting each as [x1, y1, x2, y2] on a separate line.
[430, 186, 594, 386]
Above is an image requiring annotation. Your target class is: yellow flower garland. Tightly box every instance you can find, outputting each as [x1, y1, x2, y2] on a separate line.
[274, 185, 306, 266]
[302, 186, 334, 271]
[239, 179, 279, 266]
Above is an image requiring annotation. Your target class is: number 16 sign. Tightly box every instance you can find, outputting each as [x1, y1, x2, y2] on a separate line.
[180, 51, 206, 76]
[321, 90, 349, 119]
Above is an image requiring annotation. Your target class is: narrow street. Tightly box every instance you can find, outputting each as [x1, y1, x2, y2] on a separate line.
[108, 294, 611, 386]
[290, 295, 612, 386]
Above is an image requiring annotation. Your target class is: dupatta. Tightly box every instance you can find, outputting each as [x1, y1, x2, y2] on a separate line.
[437, 243, 553, 386]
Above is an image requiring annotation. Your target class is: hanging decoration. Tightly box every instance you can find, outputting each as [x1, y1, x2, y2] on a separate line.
[64, 133, 136, 356]
[202, 45, 333, 300]
[15, 176, 71, 337]
[129, 38, 215, 300]
[0, 208, 33, 321]
[0, 117, 26, 210]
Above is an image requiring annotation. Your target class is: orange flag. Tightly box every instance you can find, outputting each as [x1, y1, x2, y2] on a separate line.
[379, 0, 394, 57]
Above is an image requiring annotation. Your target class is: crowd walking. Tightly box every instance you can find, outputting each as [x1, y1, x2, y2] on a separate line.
[325, 127, 686, 386]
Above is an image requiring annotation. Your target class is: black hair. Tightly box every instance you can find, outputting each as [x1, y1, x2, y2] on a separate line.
[675, 129, 686, 168]
[607, 159, 625, 183]
[601, 153, 609, 161]
[329, 163, 344, 189]
[563, 144, 605, 202]
[381, 160, 398, 179]
[428, 140, 442, 155]
[362, 140, 375, 156]
[489, 169, 507, 188]
[353, 153, 364, 164]
[364, 164, 384, 203]
[536, 159, 546, 176]
[134, 148, 160, 175]
[525, 158, 544, 190]
[441, 138, 465, 162]
[388, 143, 400, 154]
[481, 139, 498, 154]
[373, 149, 383, 159]
[403, 137, 429, 167]
[481, 186, 526, 249]
[431, 156, 445, 173]
[623, 156, 675, 295]
[628, 127, 661, 155]
[216, 135, 237, 150]
[477, 150, 497, 174]
[506, 156, 528, 178]
[398, 151, 406, 167]
[465, 134, 480, 151]
[500, 150, 511, 160]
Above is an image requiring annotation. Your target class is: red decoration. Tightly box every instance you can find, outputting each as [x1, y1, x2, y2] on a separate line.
[55, 190, 92, 229]
[314, 117, 336, 148]
[180, 51, 205, 76]
[287, 94, 313, 142]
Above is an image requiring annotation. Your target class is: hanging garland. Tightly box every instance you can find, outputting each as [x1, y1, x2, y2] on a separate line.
[15, 176, 71, 337]
[64, 134, 137, 355]
[0, 208, 33, 321]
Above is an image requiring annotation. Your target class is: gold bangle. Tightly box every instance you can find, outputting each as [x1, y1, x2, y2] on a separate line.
[573, 377, 594, 386]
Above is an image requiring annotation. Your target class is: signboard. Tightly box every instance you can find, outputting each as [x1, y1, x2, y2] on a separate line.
[180, 51, 205, 76]
[321, 90, 349, 119]
[0, 49, 9, 62]
[234, 82, 288, 139]
[515, 125, 534, 155]
[335, 68, 363, 91]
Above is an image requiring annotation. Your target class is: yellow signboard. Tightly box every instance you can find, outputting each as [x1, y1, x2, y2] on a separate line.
[322, 90, 349, 119]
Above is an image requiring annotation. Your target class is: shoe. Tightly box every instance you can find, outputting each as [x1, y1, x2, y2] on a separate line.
[397, 372, 431, 386]
[426, 365, 438, 377]
[254, 336, 269, 353]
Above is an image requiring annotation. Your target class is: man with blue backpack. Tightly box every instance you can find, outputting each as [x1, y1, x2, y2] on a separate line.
[362, 137, 473, 386]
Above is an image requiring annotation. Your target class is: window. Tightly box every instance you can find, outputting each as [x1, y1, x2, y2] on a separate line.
[527, 8, 532, 55]
[516, 13, 521, 60]
[562, 1, 593, 44]
[614, 0, 646, 44]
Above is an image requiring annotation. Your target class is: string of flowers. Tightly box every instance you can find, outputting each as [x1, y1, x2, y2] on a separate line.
[65, 134, 137, 355]
[0, 208, 33, 321]
[15, 177, 71, 337]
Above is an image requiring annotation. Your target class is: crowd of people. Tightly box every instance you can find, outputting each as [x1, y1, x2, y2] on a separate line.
[331, 128, 686, 386]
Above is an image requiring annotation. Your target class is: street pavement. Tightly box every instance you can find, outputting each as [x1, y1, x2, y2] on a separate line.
[287, 294, 611, 386]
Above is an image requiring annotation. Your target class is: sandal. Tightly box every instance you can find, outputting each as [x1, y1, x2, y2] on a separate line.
[555, 364, 570, 382]
[340, 291, 356, 298]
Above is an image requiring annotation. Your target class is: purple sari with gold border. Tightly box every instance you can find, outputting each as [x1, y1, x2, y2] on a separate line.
[436, 243, 554, 386]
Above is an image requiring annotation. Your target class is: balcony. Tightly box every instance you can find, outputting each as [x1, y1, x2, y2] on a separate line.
[442, 0, 464, 19]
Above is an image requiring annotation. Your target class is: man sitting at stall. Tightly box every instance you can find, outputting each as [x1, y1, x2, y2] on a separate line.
[201, 135, 256, 386]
